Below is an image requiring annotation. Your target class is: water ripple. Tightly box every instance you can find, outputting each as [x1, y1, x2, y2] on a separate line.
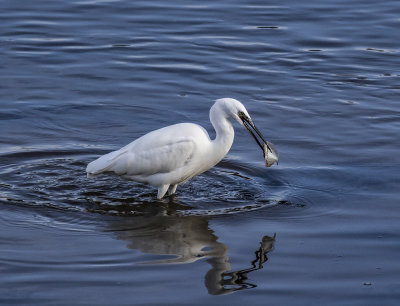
[0, 147, 310, 224]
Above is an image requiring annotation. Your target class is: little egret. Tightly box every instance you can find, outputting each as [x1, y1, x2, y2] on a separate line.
[86, 98, 278, 199]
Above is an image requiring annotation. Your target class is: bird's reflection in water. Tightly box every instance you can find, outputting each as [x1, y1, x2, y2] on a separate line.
[102, 200, 276, 295]
[206, 234, 275, 295]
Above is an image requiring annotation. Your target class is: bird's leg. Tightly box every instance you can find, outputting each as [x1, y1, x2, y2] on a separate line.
[168, 184, 178, 195]
[157, 184, 169, 199]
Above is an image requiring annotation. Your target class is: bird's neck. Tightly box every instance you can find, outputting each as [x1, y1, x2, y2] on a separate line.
[210, 108, 235, 163]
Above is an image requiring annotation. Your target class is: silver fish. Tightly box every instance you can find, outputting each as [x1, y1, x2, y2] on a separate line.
[263, 141, 279, 167]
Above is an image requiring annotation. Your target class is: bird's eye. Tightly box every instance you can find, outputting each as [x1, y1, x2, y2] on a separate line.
[238, 111, 248, 121]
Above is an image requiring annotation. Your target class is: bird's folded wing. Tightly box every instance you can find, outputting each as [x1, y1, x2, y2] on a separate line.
[104, 138, 197, 177]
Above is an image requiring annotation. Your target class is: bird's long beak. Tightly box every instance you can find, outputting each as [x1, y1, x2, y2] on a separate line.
[241, 116, 279, 167]
[241, 117, 267, 150]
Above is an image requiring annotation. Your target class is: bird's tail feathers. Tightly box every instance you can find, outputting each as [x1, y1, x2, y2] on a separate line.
[86, 149, 123, 177]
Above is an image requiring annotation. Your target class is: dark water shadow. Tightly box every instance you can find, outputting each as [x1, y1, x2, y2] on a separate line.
[0, 149, 304, 295]
[205, 234, 276, 295]
[103, 200, 276, 295]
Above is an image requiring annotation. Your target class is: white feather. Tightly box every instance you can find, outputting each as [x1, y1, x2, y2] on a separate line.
[86, 98, 278, 199]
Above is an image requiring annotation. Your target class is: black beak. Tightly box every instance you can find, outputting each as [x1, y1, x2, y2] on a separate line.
[241, 116, 273, 154]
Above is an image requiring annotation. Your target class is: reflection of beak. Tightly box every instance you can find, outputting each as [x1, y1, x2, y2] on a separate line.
[241, 116, 279, 167]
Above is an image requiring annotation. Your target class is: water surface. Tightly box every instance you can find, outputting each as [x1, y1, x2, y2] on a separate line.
[1, 0, 399, 305]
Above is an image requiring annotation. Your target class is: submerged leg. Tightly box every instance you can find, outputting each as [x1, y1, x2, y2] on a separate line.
[168, 184, 178, 195]
[157, 184, 169, 199]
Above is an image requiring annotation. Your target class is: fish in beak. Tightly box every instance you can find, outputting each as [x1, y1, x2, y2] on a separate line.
[239, 112, 279, 167]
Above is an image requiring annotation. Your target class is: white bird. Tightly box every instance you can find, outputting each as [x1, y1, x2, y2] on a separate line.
[86, 98, 278, 199]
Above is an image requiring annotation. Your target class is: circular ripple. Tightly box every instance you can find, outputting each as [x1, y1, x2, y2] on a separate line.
[0, 148, 305, 222]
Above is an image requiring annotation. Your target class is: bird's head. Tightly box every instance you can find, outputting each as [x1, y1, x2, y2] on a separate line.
[215, 98, 279, 167]
[215, 98, 251, 126]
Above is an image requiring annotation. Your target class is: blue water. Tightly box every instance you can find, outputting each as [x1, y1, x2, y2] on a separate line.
[1, 0, 399, 305]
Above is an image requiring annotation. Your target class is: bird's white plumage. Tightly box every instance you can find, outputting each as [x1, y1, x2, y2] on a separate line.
[88, 123, 210, 183]
[86, 98, 275, 199]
